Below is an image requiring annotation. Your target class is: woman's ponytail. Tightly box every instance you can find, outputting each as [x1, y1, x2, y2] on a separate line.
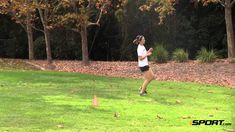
[133, 39, 138, 45]
[133, 35, 143, 45]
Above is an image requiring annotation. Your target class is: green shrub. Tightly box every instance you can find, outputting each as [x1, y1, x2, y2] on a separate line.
[172, 48, 189, 62]
[151, 45, 168, 63]
[196, 47, 217, 63]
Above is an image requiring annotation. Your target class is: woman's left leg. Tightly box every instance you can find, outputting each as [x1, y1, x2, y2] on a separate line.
[140, 69, 154, 94]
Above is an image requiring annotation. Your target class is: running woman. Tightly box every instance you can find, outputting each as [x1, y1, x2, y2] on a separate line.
[133, 35, 155, 96]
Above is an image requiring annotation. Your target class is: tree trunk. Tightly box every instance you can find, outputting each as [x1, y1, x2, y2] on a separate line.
[225, 0, 235, 58]
[80, 24, 89, 65]
[38, 5, 53, 64]
[44, 26, 52, 64]
[119, 21, 128, 60]
[26, 18, 34, 60]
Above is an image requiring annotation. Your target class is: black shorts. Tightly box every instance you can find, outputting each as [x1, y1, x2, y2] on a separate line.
[139, 65, 149, 72]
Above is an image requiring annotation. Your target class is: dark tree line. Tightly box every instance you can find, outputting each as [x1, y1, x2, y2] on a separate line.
[0, 0, 234, 62]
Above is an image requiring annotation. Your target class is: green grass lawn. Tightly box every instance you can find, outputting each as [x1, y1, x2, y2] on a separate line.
[0, 70, 234, 132]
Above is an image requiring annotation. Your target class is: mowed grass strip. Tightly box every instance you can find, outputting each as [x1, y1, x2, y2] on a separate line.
[0, 70, 234, 132]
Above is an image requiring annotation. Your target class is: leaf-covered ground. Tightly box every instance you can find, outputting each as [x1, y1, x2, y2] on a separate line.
[27, 59, 235, 88]
[0, 59, 39, 71]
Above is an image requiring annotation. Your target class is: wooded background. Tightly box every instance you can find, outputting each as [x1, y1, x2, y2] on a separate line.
[0, 0, 234, 64]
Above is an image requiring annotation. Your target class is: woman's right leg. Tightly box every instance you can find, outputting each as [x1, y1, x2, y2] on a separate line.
[140, 79, 150, 94]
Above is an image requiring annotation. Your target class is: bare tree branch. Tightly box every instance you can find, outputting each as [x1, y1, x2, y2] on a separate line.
[38, 8, 45, 26]
[231, 0, 235, 6]
[96, 8, 103, 24]
[87, 3, 107, 27]
[35, 0, 46, 27]
[88, 22, 100, 26]
[86, 0, 93, 8]
[31, 26, 44, 33]
[19, 22, 26, 31]
[219, 0, 225, 7]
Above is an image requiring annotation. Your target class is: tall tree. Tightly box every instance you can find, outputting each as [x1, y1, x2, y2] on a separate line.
[34, 0, 67, 64]
[115, 0, 140, 60]
[56, 0, 115, 65]
[34, 0, 57, 64]
[199, 0, 235, 58]
[0, 0, 36, 60]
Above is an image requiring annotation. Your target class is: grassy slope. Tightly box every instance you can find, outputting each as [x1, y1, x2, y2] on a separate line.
[0, 59, 39, 71]
[0, 70, 234, 132]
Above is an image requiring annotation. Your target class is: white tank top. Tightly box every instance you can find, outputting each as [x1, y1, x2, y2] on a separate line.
[137, 45, 148, 67]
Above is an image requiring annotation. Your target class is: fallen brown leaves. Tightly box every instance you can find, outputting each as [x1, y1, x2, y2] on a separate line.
[26, 59, 235, 88]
